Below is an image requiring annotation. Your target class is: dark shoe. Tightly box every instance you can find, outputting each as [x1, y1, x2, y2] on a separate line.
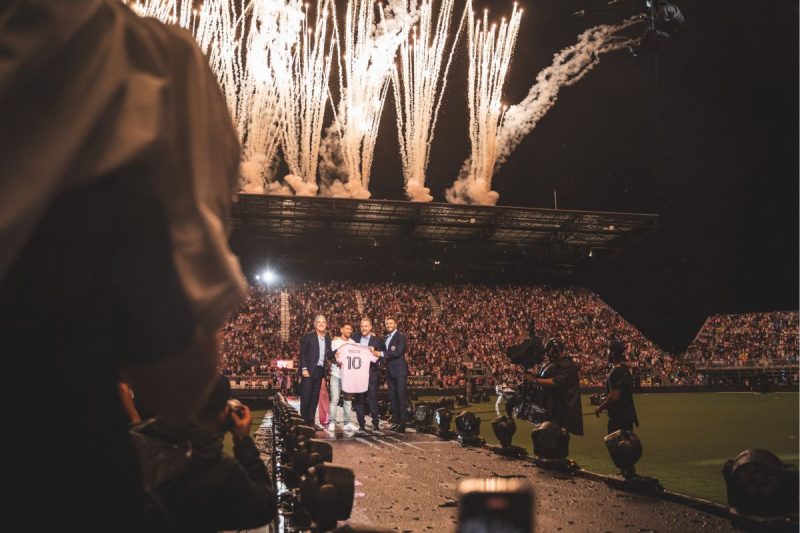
[373, 424, 381, 432]
[388, 423, 399, 430]
[393, 425, 406, 433]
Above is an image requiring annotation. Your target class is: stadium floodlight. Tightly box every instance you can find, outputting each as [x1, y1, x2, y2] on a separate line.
[655, 2, 685, 33]
[291, 436, 334, 478]
[723, 448, 799, 517]
[531, 421, 571, 466]
[262, 269, 277, 285]
[490, 416, 527, 458]
[455, 411, 485, 447]
[413, 403, 435, 433]
[300, 464, 355, 532]
[434, 408, 455, 439]
[604, 429, 643, 479]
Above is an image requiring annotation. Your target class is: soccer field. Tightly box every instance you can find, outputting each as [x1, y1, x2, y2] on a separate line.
[237, 392, 797, 504]
[448, 392, 799, 504]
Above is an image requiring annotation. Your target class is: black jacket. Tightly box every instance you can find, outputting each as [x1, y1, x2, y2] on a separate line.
[300, 331, 333, 372]
[540, 356, 584, 436]
[381, 330, 409, 378]
[352, 332, 384, 377]
[138, 419, 276, 532]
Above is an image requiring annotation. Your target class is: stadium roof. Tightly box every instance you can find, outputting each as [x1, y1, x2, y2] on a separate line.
[230, 194, 659, 279]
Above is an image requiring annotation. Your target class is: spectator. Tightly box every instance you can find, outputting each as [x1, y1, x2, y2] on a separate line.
[0, 2, 246, 529]
[140, 376, 276, 532]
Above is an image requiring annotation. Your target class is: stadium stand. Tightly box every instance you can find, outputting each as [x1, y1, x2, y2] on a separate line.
[685, 311, 799, 368]
[220, 282, 712, 387]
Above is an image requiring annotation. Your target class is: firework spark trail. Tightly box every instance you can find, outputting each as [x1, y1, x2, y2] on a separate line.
[131, 0, 192, 27]
[446, 3, 522, 206]
[238, 0, 298, 194]
[279, 0, 337, 196]
[131, 0, 289, 194]
[494, 17, 643, 173]
[196, 0, 249, 134]
[319, 0, 413, 199]
[391, 0, 464, 202]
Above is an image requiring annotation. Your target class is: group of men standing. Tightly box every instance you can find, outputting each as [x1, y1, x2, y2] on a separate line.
[298, 315, 410, 433]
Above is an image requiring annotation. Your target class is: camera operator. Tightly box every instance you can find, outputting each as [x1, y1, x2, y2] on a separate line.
[524, 338, 584, 436]
[136, 375, 276, 532]
[595, 341, 639, 434]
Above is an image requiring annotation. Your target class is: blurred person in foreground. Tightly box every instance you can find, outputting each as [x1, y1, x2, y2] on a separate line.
[0, 1, 246, 528]
[133, 375, 276, 532]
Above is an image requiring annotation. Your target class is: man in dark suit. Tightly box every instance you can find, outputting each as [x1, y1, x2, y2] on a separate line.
[378, 316, 409, 432]
[299, 315, 333, 428]
[352, 317, 383, 431]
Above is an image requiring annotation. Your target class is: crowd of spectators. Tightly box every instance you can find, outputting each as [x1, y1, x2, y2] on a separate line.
[220, 282, 712, 388]
[220, 286, 292, 379]
[685, 311, 799, 368]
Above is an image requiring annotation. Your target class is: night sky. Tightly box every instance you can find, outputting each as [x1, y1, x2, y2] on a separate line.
[353, 0, 799, 351]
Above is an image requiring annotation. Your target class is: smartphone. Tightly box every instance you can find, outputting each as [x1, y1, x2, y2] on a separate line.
[457, 477, 534, 532]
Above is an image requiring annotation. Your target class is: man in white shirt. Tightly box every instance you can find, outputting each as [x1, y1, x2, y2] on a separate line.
[337, 342, 379, 433]
[329, 322, 357, 432]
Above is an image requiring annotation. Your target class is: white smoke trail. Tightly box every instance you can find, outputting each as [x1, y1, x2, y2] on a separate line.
[445, 3, 522, 206]
[448, 16, 644, 203]
[391, 0, 464, 202]
[319, 0, 414, 199]
[494, 17, 643, 172]
[279, 0, 337, 196]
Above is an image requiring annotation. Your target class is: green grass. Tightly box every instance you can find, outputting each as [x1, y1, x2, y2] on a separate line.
[233, 394, 798, 504]
[426, 392, 799, 504]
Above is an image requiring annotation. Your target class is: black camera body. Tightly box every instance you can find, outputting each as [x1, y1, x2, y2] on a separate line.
[227, 398, 245, 418]
[224, 399, 245, 432]
[513, 380, 548, 424]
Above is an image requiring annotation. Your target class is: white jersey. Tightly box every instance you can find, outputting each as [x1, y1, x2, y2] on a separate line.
[336, 344, 379, 393]
[330, 337, 355, 378]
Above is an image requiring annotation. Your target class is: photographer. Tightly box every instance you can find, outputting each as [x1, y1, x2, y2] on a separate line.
[136, 375, 276, 532]
[525, 338, 584, 436]
[595, 341, 639, 434]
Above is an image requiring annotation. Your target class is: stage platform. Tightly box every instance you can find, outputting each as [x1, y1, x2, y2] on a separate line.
[259, 400, 740, 532]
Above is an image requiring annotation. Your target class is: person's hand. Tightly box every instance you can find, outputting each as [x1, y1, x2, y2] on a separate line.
[231, 404, 252, 441]
[594, 407, 602, 418]
[302, 369, 310, 378]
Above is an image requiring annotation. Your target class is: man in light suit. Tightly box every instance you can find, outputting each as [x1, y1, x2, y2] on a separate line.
[352, 317, 383, 431]
[378, 316, 408, 432]
[299, 315, 333, 428]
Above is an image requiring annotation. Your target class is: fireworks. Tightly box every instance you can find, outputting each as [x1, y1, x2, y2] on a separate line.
[320, 0, 412, 199]
[392, 0, 464, 202]
[127, 0, 637, 204]
[279, 1, 337, 196]
[446, 3, 522, 205]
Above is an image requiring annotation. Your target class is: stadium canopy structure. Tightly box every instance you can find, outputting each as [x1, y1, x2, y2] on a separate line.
[230, 194, 659, 280]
